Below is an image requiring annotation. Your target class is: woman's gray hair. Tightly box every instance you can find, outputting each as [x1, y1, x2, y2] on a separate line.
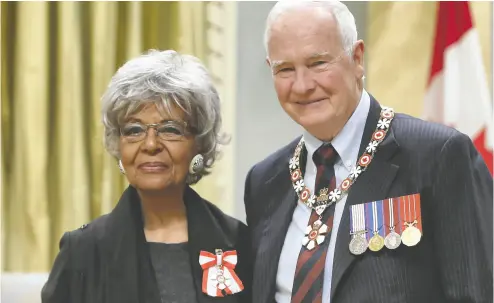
[101, 49, 228, 184]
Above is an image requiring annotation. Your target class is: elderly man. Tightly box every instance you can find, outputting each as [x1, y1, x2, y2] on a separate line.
[243, 1, 493, 303]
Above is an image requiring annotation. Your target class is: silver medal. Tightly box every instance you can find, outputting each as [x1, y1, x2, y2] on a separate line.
[384, 230, 401, 249]
[349, 235, 368, 255]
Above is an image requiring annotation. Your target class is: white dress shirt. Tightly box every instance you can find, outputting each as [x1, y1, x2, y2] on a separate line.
[275, 90, 371, 303]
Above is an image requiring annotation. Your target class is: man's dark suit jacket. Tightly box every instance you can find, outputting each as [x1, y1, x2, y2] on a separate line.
[42, 185, 252, 303]
[244, 96, 493, 303]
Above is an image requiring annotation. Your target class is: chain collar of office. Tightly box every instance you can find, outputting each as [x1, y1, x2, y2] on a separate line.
[289, 106, 395, 216]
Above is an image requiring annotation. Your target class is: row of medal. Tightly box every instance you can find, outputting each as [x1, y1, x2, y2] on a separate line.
[348, 193, 422, 255]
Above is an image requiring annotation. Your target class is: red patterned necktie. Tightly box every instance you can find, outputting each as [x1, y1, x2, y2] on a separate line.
[291, 143, 338, 303]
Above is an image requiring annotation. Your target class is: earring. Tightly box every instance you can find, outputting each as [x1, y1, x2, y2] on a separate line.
[188, 154, 204, 175]
[118, 160, 126, 174]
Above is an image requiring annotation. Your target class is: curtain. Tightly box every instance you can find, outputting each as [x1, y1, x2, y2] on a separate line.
[179, 1, 207, 61]
[1, 1, 187, 272]
[179, 1, 238, 216]
[177, 2, 218, 204]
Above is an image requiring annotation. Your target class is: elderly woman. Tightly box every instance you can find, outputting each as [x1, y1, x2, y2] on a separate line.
[42, 50, 252, 303]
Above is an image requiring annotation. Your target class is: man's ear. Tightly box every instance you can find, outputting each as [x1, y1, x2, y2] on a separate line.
[352, 40, 365, 79]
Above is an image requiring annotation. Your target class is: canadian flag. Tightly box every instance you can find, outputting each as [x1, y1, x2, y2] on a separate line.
[423, 1, 493, 174]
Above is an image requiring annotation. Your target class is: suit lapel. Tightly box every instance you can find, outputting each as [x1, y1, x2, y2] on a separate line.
[330, 97, 400, 299]
[253, 151, 299, 303]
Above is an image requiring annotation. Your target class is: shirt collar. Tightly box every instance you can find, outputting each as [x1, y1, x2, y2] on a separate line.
[303, 89, 371, 170]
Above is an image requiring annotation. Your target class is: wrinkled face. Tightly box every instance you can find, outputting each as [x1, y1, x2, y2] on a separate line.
[267, 7, 365, 140]
[119, 103, 197, 193]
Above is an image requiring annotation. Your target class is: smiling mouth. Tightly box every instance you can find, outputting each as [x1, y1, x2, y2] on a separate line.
[138, 162, 168, 172]
[296, 99, 324, 105]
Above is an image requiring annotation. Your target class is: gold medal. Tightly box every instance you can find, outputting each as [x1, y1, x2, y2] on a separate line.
[401, 224, 421, 246]
[400, 195, 423, 247]
[368, 233, 385, 251]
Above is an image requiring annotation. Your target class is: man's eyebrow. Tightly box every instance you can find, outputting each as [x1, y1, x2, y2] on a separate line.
[270, 52, 332, 69]
[307, 52, 330, 59]
[270, 60, 286, 70]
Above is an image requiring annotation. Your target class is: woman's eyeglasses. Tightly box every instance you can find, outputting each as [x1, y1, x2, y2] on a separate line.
[120, 121, 192, 142]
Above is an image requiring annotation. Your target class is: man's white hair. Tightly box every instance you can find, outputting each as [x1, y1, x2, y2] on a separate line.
[263, 0, 358, 54]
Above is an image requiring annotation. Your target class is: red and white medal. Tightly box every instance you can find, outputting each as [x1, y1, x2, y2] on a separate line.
[198, 249, 244, 297]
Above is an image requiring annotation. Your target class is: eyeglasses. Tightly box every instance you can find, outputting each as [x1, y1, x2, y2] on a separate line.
[120, 121, 192, 143]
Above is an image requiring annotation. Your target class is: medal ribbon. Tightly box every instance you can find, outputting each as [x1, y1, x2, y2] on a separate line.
[383, 198, 391, 237]
[349, 204, 356, 235]
[365, 201, 384, 241]
[393, 197, 401, 234]
[199, 250, 244, 297]
[399, 194, 422, 231]
[399, 195, 408, 228]
[412, 193, 423, 233]
[365, 203, 371, 241]
[407, 195, 413, 225]
[350, 203, 366, 238]
[384, 198, 401, 234]
[375, 200, 385, 238]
